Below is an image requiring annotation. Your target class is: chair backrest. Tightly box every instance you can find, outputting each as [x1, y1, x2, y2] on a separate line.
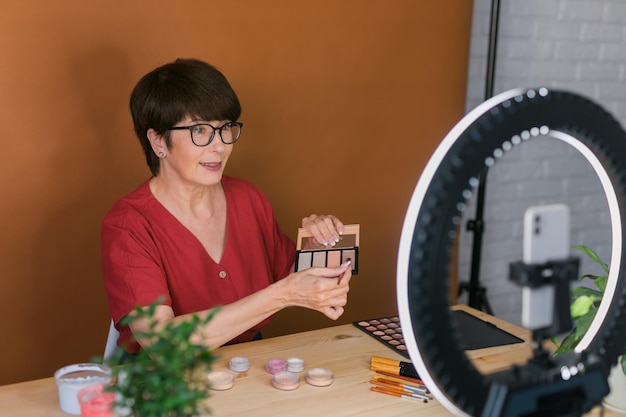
[103, 319, 120, 361]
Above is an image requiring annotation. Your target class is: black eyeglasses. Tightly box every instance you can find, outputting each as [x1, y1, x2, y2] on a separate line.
[166, 122, 243, 146]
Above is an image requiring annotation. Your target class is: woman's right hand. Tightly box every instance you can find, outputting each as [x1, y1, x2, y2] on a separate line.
[280, 261, 352, 320]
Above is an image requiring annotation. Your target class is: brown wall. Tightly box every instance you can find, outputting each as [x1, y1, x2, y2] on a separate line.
[0, 1, 472, 385]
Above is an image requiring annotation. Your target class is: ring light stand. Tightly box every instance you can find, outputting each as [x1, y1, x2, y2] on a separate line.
[397, 88, 626, 417]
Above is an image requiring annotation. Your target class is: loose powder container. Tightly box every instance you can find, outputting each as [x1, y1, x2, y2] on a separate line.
[207, 371, 235, 391]
[305, 368, 334, 387]
[272, 371, 300, 391]
[266, 359, 287, 374]
[54, 363, 112, 415]
[286, 357, 304, 373]
[229, 356, 250, 373]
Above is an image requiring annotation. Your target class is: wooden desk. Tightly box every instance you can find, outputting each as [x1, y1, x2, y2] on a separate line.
[0, 305, 616, 416]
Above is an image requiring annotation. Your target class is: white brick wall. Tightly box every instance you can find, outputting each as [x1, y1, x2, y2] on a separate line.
[459, 0, 620, 325]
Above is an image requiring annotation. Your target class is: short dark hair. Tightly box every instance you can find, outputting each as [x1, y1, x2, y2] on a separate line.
[130, 58, 242, 175]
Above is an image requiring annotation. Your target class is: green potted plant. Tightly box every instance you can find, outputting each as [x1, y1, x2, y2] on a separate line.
[104, 300, 218, 417]
[554, 245, 626, 412]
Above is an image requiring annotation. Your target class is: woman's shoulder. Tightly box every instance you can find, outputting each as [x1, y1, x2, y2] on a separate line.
[103, 180, 156, 224]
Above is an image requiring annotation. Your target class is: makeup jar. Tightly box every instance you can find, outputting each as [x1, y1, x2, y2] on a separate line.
[305, 368, 334, 387]
[265, 359, 287, 374]
[286, 357, 304, 373]
[54, 363, 112, 415]
[77, 383, 116, 417]
[206, 371, 235, 391]
[229, 356, 250, 373]
[272, 371, 300, 391]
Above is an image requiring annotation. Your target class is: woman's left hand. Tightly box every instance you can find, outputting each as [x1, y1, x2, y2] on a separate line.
[301, 214, 345, 247]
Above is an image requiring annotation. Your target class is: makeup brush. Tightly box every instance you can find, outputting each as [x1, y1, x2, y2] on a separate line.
[370, 356, 420, 380]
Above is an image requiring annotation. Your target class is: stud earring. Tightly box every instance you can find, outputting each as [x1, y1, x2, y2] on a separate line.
[158, 152, 165, 158]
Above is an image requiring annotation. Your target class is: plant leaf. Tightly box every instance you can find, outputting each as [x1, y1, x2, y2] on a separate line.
[571, 286, 602, 301]
[573, 245, 609, 274]
[570, 295, 594, 319]
[554, 331, 579, 355]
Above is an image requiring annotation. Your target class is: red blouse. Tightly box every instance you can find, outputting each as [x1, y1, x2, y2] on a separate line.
[101, 176, 296, 353]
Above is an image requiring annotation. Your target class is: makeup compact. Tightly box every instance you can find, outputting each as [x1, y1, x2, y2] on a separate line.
[354, 310, 524, 359]
[295, 224, 359, 275]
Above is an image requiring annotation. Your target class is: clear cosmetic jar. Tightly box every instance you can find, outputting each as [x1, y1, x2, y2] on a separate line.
[272, 371, 300, 391]
[266, 359, 287, 374]
[305, 368, 334, 387]
[207, 371, 235, 391]
[229, 356, 250, 373]
[286, 357, 304, 373]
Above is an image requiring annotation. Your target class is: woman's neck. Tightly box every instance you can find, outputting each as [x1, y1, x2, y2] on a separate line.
[149, 175, 224, 219]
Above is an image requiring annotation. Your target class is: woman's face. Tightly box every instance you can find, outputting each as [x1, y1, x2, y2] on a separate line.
[158, 116, 234, 187]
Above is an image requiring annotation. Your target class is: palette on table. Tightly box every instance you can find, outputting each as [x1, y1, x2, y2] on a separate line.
[354, 309, 524, 359]
[295, 224, 359, 275]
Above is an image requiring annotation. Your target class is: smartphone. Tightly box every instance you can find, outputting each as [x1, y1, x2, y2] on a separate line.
[521, 204, 570, 330]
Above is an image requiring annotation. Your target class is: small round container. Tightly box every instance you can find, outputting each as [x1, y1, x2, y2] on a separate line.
[286, 357, 304, 373]
[229, 356, 250, 373]
[54, 363, 112, 415]
[266, 359, 287, 374]
[272, 371, 300, 391]
[305, 368, 334, 387]
[78, 383, 116, 416]
[207, 371, 235, 391]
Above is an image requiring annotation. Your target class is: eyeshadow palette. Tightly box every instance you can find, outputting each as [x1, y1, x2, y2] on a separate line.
[355, 315, 408, 358]
[295, 224, 359, 275]
[355, 309, 524, 359]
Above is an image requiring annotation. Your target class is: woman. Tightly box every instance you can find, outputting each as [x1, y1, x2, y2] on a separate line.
[101, 58, 352, 354]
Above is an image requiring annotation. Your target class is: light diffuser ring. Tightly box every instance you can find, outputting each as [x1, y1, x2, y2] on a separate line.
[396, 88, 626, 416]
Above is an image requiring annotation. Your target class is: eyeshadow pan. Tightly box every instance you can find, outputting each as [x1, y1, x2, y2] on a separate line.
[342, 249, 356, 265]
[312, 251, 326, 267]
[326, 250, 342, 267]
[298, 252, 312, 269]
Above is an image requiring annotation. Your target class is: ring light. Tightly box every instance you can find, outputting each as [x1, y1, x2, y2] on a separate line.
[397, 88, 626, 416]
